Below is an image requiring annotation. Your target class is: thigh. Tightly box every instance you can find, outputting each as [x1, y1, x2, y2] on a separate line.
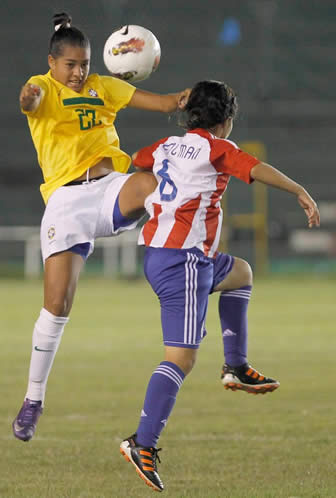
[212, 255, 252, 292]
[145, 247, 213, 349]
[44, 251, 85, 316]
[118, 171, 157, 218]
[98, 172, 146, 237]
[211, 252, 235, 293]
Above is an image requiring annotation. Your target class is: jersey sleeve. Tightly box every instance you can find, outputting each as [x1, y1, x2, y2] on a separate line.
[133, 137, 168, 169]
[100, 75, 136, 112]
[210, 138, 260, 184]
[21, 75, 49, 116]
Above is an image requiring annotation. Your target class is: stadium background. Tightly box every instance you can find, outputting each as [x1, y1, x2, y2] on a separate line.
[1, 0, 335, 276]
[1, 3, 336, 497]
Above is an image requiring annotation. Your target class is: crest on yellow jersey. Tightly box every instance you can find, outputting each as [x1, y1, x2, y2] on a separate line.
[88, 88, 98, 97]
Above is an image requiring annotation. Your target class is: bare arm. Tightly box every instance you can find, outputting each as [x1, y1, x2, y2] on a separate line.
[250, 161, 320, 228]
[20, 84, 42, 112]
[128, 87, 191, 113]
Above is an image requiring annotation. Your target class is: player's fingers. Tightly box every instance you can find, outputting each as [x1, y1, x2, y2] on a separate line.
[29, 84, 41, 95]
[24, 84, 40, 96]
[307, 206, 320, 228]
[312, 208, 320, 227]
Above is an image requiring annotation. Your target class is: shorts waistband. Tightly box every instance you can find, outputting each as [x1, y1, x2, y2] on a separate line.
[63, 174, 109, 186]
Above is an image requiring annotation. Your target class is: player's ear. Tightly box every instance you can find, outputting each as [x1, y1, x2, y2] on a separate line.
[224, 118, 233, 139]
[48, 54, 56, 71]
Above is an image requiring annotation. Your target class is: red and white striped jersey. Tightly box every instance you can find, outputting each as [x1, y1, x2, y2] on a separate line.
[134, 128, 259, 257]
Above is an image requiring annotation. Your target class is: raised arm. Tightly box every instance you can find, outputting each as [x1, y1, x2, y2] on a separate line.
[250, 161, 320, 228]
[127, 87, 191, 113]
[20, 84, 43, 112]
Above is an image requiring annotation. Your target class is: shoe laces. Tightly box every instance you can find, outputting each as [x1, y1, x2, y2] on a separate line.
[151, 448, 162, 470]
[154, 448, 162, 463]
[20, 402, 40, 425]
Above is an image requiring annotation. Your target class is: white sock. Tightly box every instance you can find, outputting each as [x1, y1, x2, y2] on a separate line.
[25, 308, 69, 405]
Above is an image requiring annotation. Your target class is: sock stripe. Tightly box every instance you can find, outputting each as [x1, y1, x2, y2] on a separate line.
[154, 369, 182, 389]
[155, 365, 184, 386]
[221, 289, 251, 296]
[161, 364, 184, 382]
[155, 365, 184, 388]
[220, 295, 250, 300]
[220, 290, 251, 300]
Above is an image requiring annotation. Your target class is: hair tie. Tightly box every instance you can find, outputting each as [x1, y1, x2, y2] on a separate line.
[55, 22, 71, 31]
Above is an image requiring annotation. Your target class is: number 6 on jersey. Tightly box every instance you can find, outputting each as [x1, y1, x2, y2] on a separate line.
[157, 159, 177, 202]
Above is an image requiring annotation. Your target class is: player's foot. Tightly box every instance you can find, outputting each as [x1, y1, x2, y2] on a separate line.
[221, 363, 280, 394]
[12, 398, 43, 441]
[120, 433, 164, 492]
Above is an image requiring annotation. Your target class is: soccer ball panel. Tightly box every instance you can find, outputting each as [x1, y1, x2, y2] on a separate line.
[103, 25, 161, 83]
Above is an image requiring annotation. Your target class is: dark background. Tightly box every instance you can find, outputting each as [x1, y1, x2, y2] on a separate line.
[1, 0, 335, 270]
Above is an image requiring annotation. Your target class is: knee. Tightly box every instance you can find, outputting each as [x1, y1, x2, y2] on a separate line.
[214, 256, 253, 292]
[237, 259, 253, 286]
[165, 348, 198, 376]
[44, 298, 71, 317]
[179, 355, 197, 376]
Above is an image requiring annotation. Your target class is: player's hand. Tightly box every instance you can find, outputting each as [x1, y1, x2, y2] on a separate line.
[20, 84, 41, 111]
[297, 189, 320, 228]
[177, 88, 191, 110]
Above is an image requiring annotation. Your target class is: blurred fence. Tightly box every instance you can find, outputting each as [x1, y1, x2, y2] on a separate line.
[0, 227, 141, 278]
[1, 194, 335, 278]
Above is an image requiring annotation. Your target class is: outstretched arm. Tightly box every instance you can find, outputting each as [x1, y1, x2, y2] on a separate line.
[128, 87, 191, 113]
[250, 162, 320, 228]
[20, 84, 42, 112]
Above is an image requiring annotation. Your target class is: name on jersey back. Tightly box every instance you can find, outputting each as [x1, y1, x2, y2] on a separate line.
[163, 142, 202, 161]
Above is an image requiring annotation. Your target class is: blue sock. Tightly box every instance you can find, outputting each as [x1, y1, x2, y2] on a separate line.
[218, 285, 252, 367]
[136, 361, 185, 448]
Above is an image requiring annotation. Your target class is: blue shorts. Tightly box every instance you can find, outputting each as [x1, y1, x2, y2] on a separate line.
[144, 247, 234, 349]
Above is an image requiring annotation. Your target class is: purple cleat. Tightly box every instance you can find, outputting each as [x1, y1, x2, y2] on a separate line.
[12, 399, 43, 442]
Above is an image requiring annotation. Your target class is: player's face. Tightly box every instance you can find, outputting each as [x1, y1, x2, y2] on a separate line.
[48, 45, 91, 92]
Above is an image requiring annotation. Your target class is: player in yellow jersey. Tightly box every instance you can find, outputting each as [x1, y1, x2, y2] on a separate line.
[12, 12, 190, 442]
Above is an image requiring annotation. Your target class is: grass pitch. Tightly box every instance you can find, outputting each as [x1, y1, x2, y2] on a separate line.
[0, 275, 335, 498]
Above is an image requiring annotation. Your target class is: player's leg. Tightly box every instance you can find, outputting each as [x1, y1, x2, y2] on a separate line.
[212, 254, 279, 394]
[12, 250, 85, 442]
[120, 346, 197, 492]
[120, 247, 211, 492]
[118, 170, 157, 218]
[97, 170, 157, 241]
[213, 255, 252, 368]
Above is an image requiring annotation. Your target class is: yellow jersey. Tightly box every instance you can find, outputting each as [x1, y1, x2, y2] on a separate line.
[22, 71, 136, 203]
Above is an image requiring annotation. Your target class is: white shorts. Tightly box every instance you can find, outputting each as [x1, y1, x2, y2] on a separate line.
[40, 172, 140, 261]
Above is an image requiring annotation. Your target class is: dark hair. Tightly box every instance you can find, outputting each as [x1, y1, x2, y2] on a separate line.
[182, 80, 238, 130]
[49, 12, 90, 58]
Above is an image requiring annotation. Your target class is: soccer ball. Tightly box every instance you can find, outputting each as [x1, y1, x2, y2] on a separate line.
[103, 25, 161, 83]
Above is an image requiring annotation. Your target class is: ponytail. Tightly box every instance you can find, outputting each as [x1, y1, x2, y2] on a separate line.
[49, 12, 90, 58]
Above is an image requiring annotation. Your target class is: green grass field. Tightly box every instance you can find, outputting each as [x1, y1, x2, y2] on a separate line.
[0, 276, 335, 498]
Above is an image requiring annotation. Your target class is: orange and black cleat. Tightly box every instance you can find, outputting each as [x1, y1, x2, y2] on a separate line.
[120, 434, 164, 492]
[221, 363, 280, 395]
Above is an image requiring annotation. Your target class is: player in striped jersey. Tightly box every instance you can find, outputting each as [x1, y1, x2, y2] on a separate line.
[120, 80, 320, 491]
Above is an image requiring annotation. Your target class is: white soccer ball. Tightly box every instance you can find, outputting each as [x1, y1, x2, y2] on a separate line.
[103, 25, 161, 83]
